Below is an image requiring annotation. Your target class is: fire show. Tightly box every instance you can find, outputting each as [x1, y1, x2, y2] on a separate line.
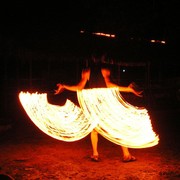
[19, 87, 159, 148]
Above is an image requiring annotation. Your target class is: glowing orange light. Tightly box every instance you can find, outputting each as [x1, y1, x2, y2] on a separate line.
[161, 40, 166, 44]
[150, 39, 166, 44]
[19, 88, 159, 148]
[92, 32, 116, 38]
[151, 39, 156, 43]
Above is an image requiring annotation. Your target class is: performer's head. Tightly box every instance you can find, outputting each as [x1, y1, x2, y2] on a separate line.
[88, 52, 107, 67]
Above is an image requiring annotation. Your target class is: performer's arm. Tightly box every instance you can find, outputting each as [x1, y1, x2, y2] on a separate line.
[102, 68, 143, 97]
[54, 69, 90, 95]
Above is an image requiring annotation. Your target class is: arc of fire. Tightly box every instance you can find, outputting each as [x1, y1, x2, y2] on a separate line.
[19, 88, 159, 148]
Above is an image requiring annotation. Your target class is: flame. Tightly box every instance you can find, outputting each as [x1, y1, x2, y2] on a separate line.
[19, 88, 159, 148]
[77, 88, 159, 148]
[19, 92, 96, 142]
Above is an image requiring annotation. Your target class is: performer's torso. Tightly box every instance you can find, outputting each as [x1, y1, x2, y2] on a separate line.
[86, 65, 106, 88]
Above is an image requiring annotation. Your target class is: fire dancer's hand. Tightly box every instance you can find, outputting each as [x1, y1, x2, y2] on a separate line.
[54, 83, 64, 95]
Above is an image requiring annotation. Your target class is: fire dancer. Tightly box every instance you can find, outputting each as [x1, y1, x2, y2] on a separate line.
[54, 55, 143, 162]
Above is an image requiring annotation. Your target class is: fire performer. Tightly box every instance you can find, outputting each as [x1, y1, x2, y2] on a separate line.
[19, 55, 159, 164]
[54, 55, 148, 162]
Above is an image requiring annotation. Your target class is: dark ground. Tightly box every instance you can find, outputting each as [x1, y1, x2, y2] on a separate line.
[0, 102, 180, 179]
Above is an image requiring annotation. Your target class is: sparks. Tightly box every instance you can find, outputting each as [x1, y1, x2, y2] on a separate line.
[19, 88, 159, 148]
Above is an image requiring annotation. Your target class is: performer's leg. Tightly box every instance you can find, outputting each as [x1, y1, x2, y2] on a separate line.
[90, 129, 99, 161]
[121, 146, 136, 162]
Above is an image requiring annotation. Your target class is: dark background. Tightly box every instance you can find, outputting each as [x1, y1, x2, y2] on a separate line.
[0, 2, 179, 179]
[0, 0, 180, 124]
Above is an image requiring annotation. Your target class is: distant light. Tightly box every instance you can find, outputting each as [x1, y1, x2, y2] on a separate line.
[122, 69, 126, 72]
[92, 32, 116, 38]
[80, 30, 115, 38]
[150, 39, 166, 44]
[150, 39, 156, 43]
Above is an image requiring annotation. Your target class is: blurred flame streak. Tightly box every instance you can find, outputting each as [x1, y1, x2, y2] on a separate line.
[19, 88, 159, 148]
[19, 92, 96, 142]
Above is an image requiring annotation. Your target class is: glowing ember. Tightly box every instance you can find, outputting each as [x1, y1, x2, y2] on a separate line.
[19, 88, 159, 148]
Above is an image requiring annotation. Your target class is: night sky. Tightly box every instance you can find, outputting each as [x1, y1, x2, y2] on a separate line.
[1, 0, 180, 44]
[1, 1, 179, 79]
[0, 0, 180, 79]
[0, 1, 180, 116]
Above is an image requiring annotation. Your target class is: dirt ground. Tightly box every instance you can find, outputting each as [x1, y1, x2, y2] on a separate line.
[0, 108, 180, 180]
